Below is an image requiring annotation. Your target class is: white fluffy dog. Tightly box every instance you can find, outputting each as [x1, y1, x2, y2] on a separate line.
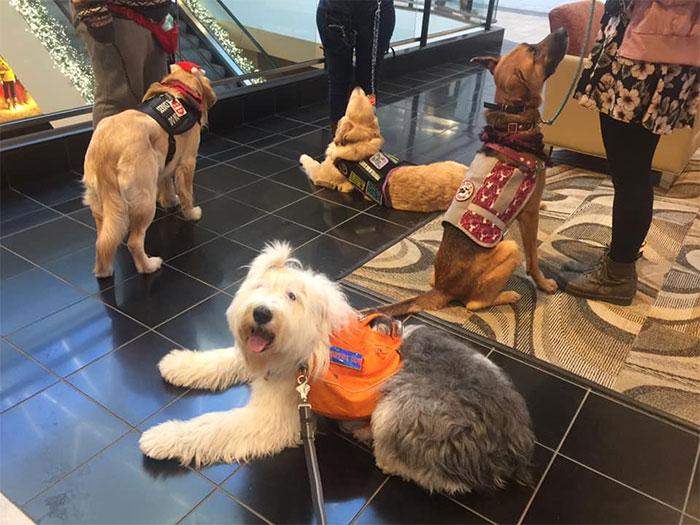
[140, 243, 534, 494]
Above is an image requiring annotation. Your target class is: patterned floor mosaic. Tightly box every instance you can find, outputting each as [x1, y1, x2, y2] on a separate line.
[346, 151, 700, 425]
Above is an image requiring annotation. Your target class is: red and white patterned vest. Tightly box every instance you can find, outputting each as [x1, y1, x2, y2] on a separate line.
[442, 153, 538, 248]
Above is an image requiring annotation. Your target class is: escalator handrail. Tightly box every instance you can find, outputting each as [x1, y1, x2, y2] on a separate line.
[207, 0, 278, 71]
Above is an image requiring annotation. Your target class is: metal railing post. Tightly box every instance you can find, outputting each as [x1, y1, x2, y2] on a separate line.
[484, 0, 496, 30]
[419, 0, 432, 47]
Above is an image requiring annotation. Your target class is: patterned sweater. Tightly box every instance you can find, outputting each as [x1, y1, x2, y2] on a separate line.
[72, 0, 172, 41]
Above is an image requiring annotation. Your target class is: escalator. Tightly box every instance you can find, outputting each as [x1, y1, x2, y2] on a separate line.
[49, 0, 272, 85]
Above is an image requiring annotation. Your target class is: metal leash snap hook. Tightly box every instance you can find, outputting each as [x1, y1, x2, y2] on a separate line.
[296, 367, 311, 403]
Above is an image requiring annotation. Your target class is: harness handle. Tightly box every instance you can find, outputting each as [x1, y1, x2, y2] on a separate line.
[540, 0, 598, 126]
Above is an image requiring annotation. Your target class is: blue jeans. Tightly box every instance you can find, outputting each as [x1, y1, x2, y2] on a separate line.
[316, 0, 396, 124]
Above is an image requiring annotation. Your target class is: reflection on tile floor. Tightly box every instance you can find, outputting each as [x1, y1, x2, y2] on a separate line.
[1, 59, 698, 524]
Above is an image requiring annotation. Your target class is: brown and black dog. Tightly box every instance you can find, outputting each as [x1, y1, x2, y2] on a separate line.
[377, 29, 568, 316]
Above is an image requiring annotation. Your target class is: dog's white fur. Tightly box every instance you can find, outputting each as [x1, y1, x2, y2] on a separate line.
[140, 243, 535, 493]
[140, 243, 353, 466]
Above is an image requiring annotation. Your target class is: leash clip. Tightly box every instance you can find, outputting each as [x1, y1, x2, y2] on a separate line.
[296, 366, 311, 403]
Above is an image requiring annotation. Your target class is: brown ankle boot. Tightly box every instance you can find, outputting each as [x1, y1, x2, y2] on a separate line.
[565, 254, 638, 305]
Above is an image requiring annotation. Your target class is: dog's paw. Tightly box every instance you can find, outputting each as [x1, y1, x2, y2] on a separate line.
[537, 277, 558, 294]
[158, 349, 198, 385]
[138, 256, 162, 274]
[159, 195, 181, 209]
[140, 421, 190, 462]
[182, 206, 202, 221]
[94, 265, 114, 279]
[337, 181, 354, 193]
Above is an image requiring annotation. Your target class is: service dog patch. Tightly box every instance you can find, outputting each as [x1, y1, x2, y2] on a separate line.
[330, 346, 364, 371]
[455, 180, 475, 202]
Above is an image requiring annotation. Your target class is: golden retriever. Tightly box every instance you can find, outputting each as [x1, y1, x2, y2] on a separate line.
[83, 64, 216, 277]
[299, 87, 466, 212]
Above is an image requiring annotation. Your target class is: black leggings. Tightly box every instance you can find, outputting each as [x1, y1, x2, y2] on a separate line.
[316, 0, 395, 124]
[599, 113, 661, 264]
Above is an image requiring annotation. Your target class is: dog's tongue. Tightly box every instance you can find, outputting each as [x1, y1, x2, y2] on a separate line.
[247, 335, 269, 353]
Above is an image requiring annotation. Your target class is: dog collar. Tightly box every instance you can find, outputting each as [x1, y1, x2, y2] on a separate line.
[493, 121, 539, 133]
[162, 79, 203, 111]
[483, 101, 526, 114]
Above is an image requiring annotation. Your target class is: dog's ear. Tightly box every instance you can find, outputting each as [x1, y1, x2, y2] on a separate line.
[471, 56, 499, 74]
[336, 119, 373, 146]
[307, 274, 354, 377]
[142, 81, 166, 102]
[200, 77, 217, 109]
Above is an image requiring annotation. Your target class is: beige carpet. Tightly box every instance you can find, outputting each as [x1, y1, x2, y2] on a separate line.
[346, 152, 700, 426]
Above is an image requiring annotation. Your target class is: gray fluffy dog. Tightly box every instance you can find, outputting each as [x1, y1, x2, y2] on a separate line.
[374, 325, 535, 492]
[140, 242, 535, 494]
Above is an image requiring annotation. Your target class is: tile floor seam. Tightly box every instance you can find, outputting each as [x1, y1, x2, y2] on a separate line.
[555, 450, 689, 515]
[160, 229, 246, 264]
[323, 231, 373, 254]
[262, 172, 325, 196]
[680, 443, 700, 522]
[516, 388, 591, 525]
[217, 483, 277, 525]
[173, 486, 219, 525]
[359, 208, 435, 230]
[447, 496, 499, 525]
[273, 199, 364, 235]
[8, 184, 83, 215]
[144, 281, 222, 328]
[347, 476, 390, 525]
[0, 246, 94, 335]
[2, 204, 70, 240]
[17, 427, 134, 508]
[0, 337, 62, 414]
[590, 389, 700, 437]
[222, 185, 311, 215]
[245, 119, 322, 135]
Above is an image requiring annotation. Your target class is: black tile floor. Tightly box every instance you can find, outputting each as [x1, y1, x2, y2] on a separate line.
[1, 59, 699, 524]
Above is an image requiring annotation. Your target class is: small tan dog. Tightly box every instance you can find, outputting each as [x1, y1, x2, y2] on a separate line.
[83, 62, 216, 277]
[378, 29, 568, 316]
[299, 87, 466, 212]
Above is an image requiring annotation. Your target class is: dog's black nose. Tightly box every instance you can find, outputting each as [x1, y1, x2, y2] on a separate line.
[253, 306, 273, 325]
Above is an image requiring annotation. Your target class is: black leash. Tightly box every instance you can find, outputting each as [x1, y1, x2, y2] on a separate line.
[296, 368, 327, 525]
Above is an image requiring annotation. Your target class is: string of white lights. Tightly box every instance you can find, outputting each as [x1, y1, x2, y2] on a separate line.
[182, 0, 261, 81]
[10, 0, 96, 102]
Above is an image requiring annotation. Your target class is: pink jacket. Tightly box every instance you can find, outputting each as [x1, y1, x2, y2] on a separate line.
[619, 0, 700, 67]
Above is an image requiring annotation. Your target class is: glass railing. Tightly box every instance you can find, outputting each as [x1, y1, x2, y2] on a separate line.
[0, 0, 499, 135]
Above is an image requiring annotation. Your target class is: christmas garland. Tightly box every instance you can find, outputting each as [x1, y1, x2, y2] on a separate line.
[182, 0, 262, 83]
[10, 0, 261, 105]
[10, 0, 96, 102]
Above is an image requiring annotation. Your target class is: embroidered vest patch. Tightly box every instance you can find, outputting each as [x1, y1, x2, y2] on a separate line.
[334, 151, 413, 207]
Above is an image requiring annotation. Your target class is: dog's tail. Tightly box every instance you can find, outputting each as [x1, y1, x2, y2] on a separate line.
[84, 157, 129, 274]
[376, 288, 452, 317]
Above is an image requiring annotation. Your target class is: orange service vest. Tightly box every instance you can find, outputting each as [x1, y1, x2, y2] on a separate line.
[308, 314, 402, 421]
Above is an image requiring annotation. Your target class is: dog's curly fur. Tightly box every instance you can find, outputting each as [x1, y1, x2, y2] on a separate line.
[140, 242, 534, 494]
